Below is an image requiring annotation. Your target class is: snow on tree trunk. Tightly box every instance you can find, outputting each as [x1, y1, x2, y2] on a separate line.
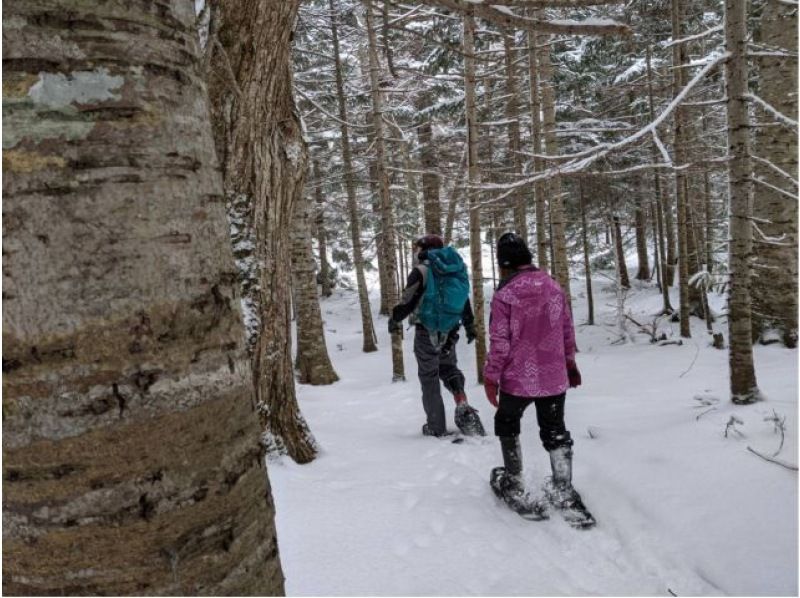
[464, 9, 488, 384]
[3, 0, 284, 593]
[291, 179, 340, 385]
[724, 0, 762, 404]
[207, 0, 317, 463]
[330, 0, 378, 353]
[365, 0, 405, 381]
[751, 0, 798, 347]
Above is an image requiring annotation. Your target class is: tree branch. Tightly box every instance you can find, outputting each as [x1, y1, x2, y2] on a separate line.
[421, 0, 631, 35]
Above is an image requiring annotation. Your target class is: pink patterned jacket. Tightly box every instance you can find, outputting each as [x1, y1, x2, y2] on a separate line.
[483, 266, 577, 398]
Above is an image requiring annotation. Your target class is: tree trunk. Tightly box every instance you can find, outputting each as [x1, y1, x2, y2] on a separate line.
[612, 213, 631, 289]
[464, 9, 488, 383]
[3, 0, 283, 593]
[528, 19, 550, 272]
[443, 147, 467, 244]
[504, 30, 527, 240]
[579, 180, 595, 325]
[313, 157, 334, 298]
[330, 0, 378, 353]
[646, 45, 674, 313]
[751, 0, 799, 347]
[417, 92, 442, 235]
[724, 0, 761, 403]
[291, 182, 339, 386]
[538, 33, 571, 303]
[365, 0, 405, 381]
[634, 188, 650, 280]
[208, 0, 317, 463]
[672, 0, 692, 338]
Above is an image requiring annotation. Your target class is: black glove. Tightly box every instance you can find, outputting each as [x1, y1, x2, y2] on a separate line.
[388, 318, 402, 335]
[464, 323, 477, 344]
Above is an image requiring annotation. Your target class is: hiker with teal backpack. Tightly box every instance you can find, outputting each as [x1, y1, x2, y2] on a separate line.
[388, 234, 486, 437]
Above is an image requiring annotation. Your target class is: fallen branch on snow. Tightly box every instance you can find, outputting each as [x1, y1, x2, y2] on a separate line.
[746, 446, 798, 471]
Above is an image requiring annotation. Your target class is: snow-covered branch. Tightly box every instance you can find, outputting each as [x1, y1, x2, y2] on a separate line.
[420, 0, 631, 35]
[473, 52, 729, 205]
[662, 24, 723, 48]
[745, 93, 799, 129]
[752, 176, 799, 201]
[751, 154, 799, 187]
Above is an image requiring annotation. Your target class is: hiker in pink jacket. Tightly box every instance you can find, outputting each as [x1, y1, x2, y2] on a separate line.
[483, 233, 593, 527]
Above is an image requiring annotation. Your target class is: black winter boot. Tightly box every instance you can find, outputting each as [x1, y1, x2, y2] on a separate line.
[545, 446, 595, 528]
[490, 437, 548, 521]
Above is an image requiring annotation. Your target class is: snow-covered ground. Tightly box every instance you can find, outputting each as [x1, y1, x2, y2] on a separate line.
[270, 273, 798, 596]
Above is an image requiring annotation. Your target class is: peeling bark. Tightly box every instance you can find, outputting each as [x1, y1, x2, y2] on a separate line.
[3, 0, 284, 593]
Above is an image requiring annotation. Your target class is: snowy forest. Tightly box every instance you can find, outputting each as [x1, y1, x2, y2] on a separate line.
[2, 0, 797, 596]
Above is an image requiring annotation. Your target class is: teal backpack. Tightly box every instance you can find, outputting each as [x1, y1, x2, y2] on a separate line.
[417, 246, 470, 334]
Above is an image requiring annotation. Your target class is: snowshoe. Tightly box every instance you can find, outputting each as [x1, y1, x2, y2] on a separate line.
[544, 480, 596, 529]
[454, 403, 486, 437]
[490, 467, 549, 521]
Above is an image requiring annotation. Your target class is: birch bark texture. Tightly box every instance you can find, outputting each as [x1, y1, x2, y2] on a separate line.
[207, 0, 317, 463]
[3, 0, 284, 593]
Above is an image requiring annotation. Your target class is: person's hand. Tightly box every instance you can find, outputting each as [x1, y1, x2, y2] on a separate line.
[464, 323, 477, 344]
[388, 318, 402, 335]
[484, 379, 499, 407]
[566, 359, 582, 388]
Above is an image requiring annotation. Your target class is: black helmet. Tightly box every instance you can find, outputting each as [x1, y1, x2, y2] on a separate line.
[497, 232, 532, 269]
[414, 234, 444, 251]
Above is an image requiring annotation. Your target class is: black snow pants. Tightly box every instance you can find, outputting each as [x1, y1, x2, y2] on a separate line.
[494, 391, 573, 451]
[414, 325, 465, 435]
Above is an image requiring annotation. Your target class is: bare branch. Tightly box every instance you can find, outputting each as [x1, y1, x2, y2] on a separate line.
[746, 446, 798, 471]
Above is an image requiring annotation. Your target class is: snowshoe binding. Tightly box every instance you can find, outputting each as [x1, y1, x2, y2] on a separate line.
[454, 403, 486, 436]
[544, 480, 596, 529]
[490, 467, 549, 521]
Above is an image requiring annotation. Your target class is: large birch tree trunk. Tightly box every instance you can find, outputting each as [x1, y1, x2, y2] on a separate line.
[3, 0, 284, 592]
[208, 0, 317, 463]
[724, 0, 762, 403]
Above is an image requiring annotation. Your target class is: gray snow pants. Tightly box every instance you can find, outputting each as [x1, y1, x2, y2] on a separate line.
[414, 325, 466, 434]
